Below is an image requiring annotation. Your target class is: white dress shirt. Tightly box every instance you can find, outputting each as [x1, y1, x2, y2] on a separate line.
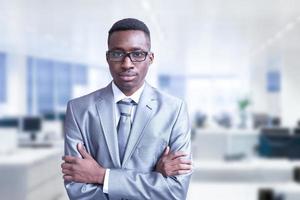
[103, 81, 145, 193]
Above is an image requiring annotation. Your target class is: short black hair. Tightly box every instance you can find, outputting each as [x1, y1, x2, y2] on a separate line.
[108, 18, 151, 47]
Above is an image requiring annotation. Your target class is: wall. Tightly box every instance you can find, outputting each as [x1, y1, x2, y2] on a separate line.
[3, 53, 27, 116]
[281, 27, 300, 126]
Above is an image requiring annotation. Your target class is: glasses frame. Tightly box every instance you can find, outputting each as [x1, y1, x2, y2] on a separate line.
[106, 50, 150, 63]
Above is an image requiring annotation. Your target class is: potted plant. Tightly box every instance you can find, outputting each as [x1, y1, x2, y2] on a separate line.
[238, 97, 251, 128]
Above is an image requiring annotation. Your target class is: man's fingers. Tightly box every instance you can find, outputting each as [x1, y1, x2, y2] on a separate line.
[163, 146, 170, 156]
[62, 168, 72, 175]
[63, 175, 73, 181]
[167, 162, 192, 171]
[170, 151, 188, 160]
[175, 163, 192, 170]
[166, 169, 192, 177]
[61, 162, 73, 170]
[173, 157, 192, 165]
[62, 156, 77, 163]
[165, 158, 192, 167]
[77, 143, 92, 159]
[175, 169, 192, 175]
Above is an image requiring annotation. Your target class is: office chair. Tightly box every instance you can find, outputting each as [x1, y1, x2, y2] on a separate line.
[258, 188, 274, 200]
[293, 167, 300, 183]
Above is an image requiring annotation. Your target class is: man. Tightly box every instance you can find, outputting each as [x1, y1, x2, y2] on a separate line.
[61, 18, 192, 200]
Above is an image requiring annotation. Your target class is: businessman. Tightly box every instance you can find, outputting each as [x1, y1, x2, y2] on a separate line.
[61, 18, 192, 200]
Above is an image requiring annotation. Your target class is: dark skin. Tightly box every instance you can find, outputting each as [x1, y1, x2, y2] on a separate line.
[61, 30, 192, 184]
[107, 30, 153, 96]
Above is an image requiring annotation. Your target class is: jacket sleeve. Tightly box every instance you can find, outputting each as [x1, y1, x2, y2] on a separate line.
[108, 101, 192, 200]
[64, 101, 107, 200]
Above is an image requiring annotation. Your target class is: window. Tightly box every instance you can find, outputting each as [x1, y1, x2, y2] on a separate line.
[267, 70, 280, 92]
[186, 76, 240, 117]
[27, 58, 55, 114]
[0, 53, 6, 103]
[73, 64, 87, 85]
[55, 62, 72, 107]
[37, 59, 55, 113]
[27, 57, 87, 114]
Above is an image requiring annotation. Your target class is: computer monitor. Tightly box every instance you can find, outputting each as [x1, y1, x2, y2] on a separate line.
[294, 167, 300, 183]
[58, 112, 66, 123]
[194, 111, 207, 128]
[0, 118, 19, 128]
[261, 127, 290, 135]
[295, 128, 300, 135]
[253, 113, 270, 129]
[258, 188, 274, 200]
[270, 117, 281, 127]
[42, 112, 56, 121]
[22, 117, 41, 141]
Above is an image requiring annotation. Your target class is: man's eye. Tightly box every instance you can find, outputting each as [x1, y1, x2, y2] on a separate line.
[131, 52, 145, 57]
[111, 52, 124, 57]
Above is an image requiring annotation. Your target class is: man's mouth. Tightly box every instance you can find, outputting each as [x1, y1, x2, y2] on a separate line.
[118, 72, 137, 81]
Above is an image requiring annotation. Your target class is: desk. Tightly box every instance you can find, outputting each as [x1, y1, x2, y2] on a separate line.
[193, 159, 300, 182]
[192, 128, 259, 160]
[0, 148, 63, 200]
[0, 128, 18, 153]
[190, 128, 300, 200]
[188, 182, 300, 200]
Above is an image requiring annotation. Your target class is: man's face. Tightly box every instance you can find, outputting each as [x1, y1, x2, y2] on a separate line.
[107, 30, 154, 95]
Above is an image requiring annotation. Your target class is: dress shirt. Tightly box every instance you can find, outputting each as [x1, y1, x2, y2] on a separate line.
[103, 81, 145, 194]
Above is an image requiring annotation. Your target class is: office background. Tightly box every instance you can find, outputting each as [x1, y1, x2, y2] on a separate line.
[1, 0, 300, 200]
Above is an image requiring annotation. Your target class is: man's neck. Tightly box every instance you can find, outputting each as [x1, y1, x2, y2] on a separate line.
[115, 83, 144, 96]
[123, 89, 136, 96]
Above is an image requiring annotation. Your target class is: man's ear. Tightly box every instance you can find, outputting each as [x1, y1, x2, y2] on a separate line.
[149, 52, 154, 65]
[106, 52, 109, 63]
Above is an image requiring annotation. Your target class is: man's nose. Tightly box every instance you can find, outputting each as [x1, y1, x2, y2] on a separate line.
[121, 55, 134, 69]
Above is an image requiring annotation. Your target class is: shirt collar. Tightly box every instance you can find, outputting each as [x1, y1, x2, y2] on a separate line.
[112, 81, 145, 104]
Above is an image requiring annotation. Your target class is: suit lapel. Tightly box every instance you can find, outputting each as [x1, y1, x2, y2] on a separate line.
[122, 83, 158, 167]
[95, 83, 121, 167]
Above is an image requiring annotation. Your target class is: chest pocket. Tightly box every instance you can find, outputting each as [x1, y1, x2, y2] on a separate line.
[132, 137, 167, 170]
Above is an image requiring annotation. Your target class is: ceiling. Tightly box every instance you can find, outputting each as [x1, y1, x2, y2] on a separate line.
[0, 0, 299, 71]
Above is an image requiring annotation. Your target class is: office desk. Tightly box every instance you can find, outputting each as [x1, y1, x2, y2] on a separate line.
[193, 158, 300, 182]
[192, 128, 259, 160]
[188, 182, 300, 200]
[0, 148, 63, 200]
[0, 128, 18, 154]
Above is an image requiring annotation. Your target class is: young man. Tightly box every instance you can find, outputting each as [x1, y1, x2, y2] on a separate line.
[62, 18, 192, 200]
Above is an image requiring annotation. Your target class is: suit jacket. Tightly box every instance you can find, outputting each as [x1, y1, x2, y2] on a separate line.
[64, 82, 192, 200]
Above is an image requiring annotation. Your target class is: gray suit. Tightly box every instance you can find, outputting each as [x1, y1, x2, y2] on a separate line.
[64, 82, 192, 200]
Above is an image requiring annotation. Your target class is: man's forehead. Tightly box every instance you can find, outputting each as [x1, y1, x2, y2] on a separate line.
[109, 30, 149, 40]
[108, 30, 150, 49]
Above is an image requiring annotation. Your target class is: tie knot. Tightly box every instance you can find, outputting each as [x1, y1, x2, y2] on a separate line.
[117, 98, 135, 117]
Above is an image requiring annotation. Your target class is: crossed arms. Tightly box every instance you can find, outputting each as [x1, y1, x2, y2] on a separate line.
[62, 144, 192, 184]
[62, 101, 192, 200]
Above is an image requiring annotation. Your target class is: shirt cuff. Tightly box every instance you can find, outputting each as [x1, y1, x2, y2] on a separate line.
[103, 168, 110, 193]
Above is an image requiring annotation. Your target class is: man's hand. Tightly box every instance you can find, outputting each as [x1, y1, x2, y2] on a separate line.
[155, 146, 192, 177]
[61, 143, 106, 184]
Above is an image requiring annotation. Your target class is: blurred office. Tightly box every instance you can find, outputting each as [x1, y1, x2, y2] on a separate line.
[1, 0, 300, 200]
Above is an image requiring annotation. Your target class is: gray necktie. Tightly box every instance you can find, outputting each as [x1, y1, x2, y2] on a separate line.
[117, 98, 135, 163]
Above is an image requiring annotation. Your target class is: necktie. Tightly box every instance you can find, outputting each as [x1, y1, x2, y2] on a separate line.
[117, 98, 134, 163]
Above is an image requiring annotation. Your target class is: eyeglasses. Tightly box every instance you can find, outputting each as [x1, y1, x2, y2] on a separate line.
[106, 50, 149, 62]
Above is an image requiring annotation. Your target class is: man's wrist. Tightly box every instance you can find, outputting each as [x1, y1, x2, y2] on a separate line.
[96, 167, 106, 184]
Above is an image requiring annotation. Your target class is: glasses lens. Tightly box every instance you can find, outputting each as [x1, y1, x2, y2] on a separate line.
[129, 51, 147, 62]
[108, 51, 148, 62]
[108, 51, 125, 61]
